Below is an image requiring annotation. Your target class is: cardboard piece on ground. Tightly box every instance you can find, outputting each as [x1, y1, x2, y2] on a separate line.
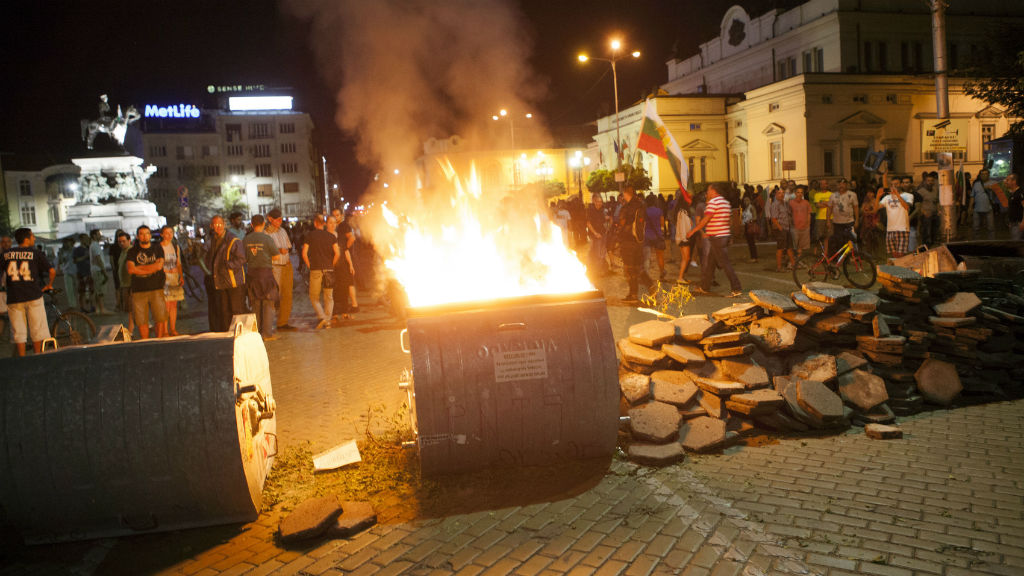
[313, 440, 362, 472]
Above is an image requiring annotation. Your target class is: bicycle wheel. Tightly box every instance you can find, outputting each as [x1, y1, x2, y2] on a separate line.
[793, 254, 832, 288]
[843, 251, 877, 288]
[51, 310, 97, 347]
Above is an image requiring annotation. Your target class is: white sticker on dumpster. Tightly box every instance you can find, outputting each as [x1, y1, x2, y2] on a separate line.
[494, 348, 549, 382]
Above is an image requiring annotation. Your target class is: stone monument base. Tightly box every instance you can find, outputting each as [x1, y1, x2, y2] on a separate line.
[56, 199, 166, 240]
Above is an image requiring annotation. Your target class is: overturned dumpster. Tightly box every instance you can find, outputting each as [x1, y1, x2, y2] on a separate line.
[0, 325, 276, 543]
[403, 291, 619, 476]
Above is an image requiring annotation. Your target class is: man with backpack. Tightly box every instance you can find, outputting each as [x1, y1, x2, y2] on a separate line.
[617, 185, 650, 303]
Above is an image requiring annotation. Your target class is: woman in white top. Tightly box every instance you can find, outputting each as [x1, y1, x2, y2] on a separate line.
[674, 204, 694, 284]
[160, 225, 185, 336]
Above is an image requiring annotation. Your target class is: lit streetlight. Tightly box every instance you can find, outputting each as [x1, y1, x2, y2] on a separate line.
[492, 108, 533, 186]
[578, 39, 641, 171]
[568, 150, 592, 195]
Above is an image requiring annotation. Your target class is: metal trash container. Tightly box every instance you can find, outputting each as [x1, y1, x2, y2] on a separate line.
[405, 291, 618, 476]
[0, 325, 276, 543]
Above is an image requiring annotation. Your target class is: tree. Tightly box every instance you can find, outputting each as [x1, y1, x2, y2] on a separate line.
[585, 164, 653, 195]
[964, 50, 1024, 136]
[0, 194, 13, 237]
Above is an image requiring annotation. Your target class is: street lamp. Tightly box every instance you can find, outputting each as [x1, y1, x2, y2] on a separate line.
[568, 150, 592, 195]
[578, 39, 641, 170]
[492, 109, 533, 186]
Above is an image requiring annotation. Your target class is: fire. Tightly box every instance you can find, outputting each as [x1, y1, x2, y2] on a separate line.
[377, 158, 594, 307]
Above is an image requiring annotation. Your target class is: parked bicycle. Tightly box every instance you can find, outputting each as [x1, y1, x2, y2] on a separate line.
[793, 237, 876, 289]
[45, 288, 97, 347]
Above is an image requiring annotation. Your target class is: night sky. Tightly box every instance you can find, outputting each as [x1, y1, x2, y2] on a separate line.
[0, 0, 763, 196]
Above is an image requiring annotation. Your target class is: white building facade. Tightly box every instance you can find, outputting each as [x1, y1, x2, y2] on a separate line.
[592, 0, 1023, 192]
[3, 164, 80, 240]
[141, 94, 319, 223]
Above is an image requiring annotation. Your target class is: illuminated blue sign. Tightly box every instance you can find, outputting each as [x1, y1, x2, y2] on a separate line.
[144, 104, 201, 119]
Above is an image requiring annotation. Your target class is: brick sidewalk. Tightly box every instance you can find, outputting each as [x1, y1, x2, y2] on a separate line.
[2, 258, 1023, 575]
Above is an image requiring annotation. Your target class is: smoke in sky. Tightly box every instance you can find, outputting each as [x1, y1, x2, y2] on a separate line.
[282, 0, 544, 173]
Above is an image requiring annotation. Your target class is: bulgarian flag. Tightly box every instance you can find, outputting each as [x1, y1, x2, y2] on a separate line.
[636, 98, 690, 202]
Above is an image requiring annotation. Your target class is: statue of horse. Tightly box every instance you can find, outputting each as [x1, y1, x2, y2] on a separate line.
[81, 104, 140, 150]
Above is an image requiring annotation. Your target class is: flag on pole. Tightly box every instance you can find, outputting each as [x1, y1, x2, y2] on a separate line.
[636, 98, 690, 202]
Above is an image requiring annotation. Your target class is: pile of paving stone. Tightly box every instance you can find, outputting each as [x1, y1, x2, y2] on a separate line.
[617, 266, 1024, 466]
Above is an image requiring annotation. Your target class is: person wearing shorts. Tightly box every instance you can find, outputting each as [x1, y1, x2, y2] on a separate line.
[1, 228, 55, 356]
[876, 181, 914, 260]
[768, 188, 795, 272]
[125, 225, 167, 339]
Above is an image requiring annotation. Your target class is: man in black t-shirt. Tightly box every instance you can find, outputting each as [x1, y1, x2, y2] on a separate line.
[125, 225, 167, 339]
[2, 228, 55, 355]
[330, 208, 359, 315]
[302, 214, 339, 329]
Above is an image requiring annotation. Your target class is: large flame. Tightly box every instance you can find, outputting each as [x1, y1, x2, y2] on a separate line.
[378, 158, 593, 307]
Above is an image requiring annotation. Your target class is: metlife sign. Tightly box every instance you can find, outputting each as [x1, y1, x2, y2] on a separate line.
[144, 104, 201, 119]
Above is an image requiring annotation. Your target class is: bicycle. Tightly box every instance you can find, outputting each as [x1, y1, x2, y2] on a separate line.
[45, 288, 97, 347]
[793, 237, 877, 289]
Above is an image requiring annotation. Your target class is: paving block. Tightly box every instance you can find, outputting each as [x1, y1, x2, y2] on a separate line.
[749, 290, 799, 313]
[628, 442, 686, 466]
[326, 501, 378, 539]
[712, 302, 760, 321]
[933, 292, 982, 318]
[802, 282, 851, 304]
[849, 290, 880, 313]
[699, 389, 726, 419]
[725, 389, 784, 416]
[692, 375, 746, 397]
[618, 338, 667, 366]
[678, 416, 728, 452]
[662, 343, 706, 366]
[837, 369, 889, 412]
[835, 351, 868, 375]
[872, 314, 891, 338]
[748, 316, 797, 352]
[704, 343, 755, 358]
[717, 357, 770, 389]
[877, 265, 922, 284]
[619, 368, 652, 405]
[629, 401, 682, 442]
[790, 354, 838, 384]
[780, 309, 813, 325]
[629, 320, 677, 347]
[929, 315, 977, 328]
[791, 291, 832, 314]
[864, 423, 903, 440]
[650, 370, 699, 406]
[796, 379, 845, 423]
[914, 358, 963, 406]
[279, 496, 344, 543]
[672, 314, 720, 341]
[699, 331, 747, 347]
[754, 410, 810, 432]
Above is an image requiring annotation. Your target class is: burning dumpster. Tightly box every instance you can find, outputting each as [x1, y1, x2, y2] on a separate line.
[0, 326, 276, 543]
[405, 291, 619, 476]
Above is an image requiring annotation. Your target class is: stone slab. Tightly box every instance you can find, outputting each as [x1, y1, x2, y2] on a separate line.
[748, 316, 798, 352]
[790, 354, 838, 384]
[712, 302, 760, 321]
[699, 331, 748, 347]
[629, 401, 682, 442]
[914, 358, 963, 406]
[704, 343, 755, 358]
[864, 423, 903, 440]
[717, 357, 770, 389]
[672, 314, 720, 342]
[661, 343, 706, 366]
[650, 370, 699, 406]
[775, 376, 819, 428]
[678, 416, 728, 452]
[872, 315, 891, 338]
[780, 309, 814, 325]
[618, 338, 667, 366]
[861, 349, 903, 366]
[877, 265, 922, 284]
[837, 369, 889, 412]
[802, 282, 851, 304]
[725, 389, 784, 416]
[929, 315, 977, 328]
[749, 289, 799, 313]
[835, 351, 869, 375]
[791, 291, 833, 314]
[279, 496, 345, 543]
[692, 375, 746, 397]
[849, 290, 880, 313]
[619, 368, 651, 405]
[811, 314, 855, 334]
[627, 442, 686, 466]
[854, 402, 896, 424]
[698, 389, 726, 419]
[326, 501, 378, 539]
[628, 320, 677, 347]
[933, 292, 982, 318]
[796, 379, 845, 423]
[856, 335, 906, 354]
[754, 410, 810, 432]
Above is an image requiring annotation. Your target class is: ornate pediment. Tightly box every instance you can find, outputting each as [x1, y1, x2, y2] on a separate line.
[976, 105, 1005, 118]
[762, 122, 785, 136]
[728, 136, 748, 149]
[681, 138, 718, 151]
[834, 110, 886, 127]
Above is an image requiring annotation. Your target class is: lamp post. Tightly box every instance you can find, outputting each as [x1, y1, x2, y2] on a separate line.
[578, 39, 640, 172]
[493, 109, 532, 187]
[568, 150, 592, 196]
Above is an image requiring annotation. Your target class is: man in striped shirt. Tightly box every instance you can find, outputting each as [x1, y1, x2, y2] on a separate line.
[686, 183, 742, 297]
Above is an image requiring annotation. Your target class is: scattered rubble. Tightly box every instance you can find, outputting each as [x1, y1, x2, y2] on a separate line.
[617, 271, 1024, 465]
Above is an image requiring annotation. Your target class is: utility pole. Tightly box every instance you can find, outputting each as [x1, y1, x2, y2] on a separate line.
[931, 0, 956, 242]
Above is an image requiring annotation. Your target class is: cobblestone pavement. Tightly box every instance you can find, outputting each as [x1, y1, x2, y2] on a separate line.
[2, 247, 1023, 575]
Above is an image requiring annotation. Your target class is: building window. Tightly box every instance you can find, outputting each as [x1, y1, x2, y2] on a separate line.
[913, 42, 923, 72]
[249, 123, 271, 139]
[229, 164, 246, 176]
[279, 122, 295, 134]
[949, 43, 958, 70]
[901, 42, 909, 71]
[255, 164, 273, 178]
[769, 102, 780, 112]
[177, 165, 200, 179]
[689, 123, 702, 131]
[205, 186, 222, 196]
[257, 184, 273, 197]
[878, 42, 887, 72]
[203, 165, 220, 177]
[259, 204, 273, 215]
[49, 205, 60, 226]
[803, 51, 812, 73]
[19, 180, 31, 196]
[281, 142, 297, 154]
[777, 56, 796, 80]
[149, 145, 166, 157]
[154, 166, 169, 178]
[821, 94, 832, 104]
[982, 124, 996, 144]
[281, 162, 298, 174]
[824, 150, 835, 176]
[227, 144, 244, 156]
[285, 203, 300, 216]
[814, 47, 824, 72]
[226, 123, 242, 142]
[699, 157, 707, 184]
[201, 145, 218, 157]
[253, 144, 271, 158]
[924, 149, 965, 162]
[283, 182, 300, 194]
[853, 94, 867, 104]
[863, 42, 872, 72]
[20, 204, 36, 225]
[886, 94, 898, 104]
[770, 141, 783, 180]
